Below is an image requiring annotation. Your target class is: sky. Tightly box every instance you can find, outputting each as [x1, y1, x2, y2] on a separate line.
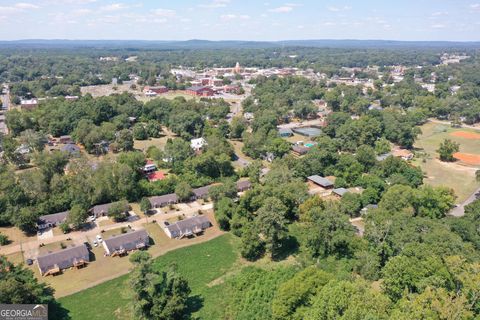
[0, 0, 479, 41]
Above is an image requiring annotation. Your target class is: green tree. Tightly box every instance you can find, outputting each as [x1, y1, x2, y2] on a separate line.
[67, 204, 88, 230]
[437, 139, 460, 162]
[240, 224, 265, 261]
[140, 197, 152, 215]
[133, 123, 148, 140]
[116, 129, 134, 152]
[175, 181, 193, 202]
[255, 197, 288, 259]
[130, 257, 191, 320]
[107, 200, 129, 222]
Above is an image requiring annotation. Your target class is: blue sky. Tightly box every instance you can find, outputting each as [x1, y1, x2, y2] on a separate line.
[0, 0, 479, 41]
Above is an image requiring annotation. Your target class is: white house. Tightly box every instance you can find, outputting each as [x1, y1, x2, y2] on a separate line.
[190, 138, 207, 151]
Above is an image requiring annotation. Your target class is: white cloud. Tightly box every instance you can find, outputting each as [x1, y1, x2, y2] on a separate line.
[327, 5, 352, 12]
[470, 3, 480, 9]
[431, 24, 446, 28]
[199, 0, 230, 9]
[269, 6, 293, 13]
[100, 3, 129, 12]
[220, 14, 250, 21]
[15, 3, 40, 9]
[152, 8, 176, 17]
[431, 11, 448, 16]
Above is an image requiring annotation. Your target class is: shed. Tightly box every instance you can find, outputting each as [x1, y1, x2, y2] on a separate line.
[332, 187, 349, 197]
[278, 128, 294, 137]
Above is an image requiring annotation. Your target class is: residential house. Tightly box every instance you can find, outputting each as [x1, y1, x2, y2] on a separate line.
[37, 244, 90, 276]
[307, 175, 334, 189]
[20, 99, 38, 110]
[102, 229, 150, 256]
[192, 186, 211, 200]
[149, 193, 179, 208]
[392, 149, 414, 161]
[236, 180, 252, 192]
[292, 145, 310, 156]
[190, 137, 207, 152]
[37, 211, 69, 230]
[163, 215, 212, 239]
[91, 202, 129, 218]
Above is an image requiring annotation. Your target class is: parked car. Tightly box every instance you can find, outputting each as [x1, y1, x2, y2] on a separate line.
[96, 235, 103, 243]
[93, 239, 98, 247]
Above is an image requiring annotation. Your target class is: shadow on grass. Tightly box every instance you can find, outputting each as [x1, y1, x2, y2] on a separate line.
[273, 235, 299, 262]
[186, 294, 204, 318]
[49, 301, 71, 320]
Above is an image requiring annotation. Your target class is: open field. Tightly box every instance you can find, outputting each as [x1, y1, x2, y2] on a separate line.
[58, 234, 238, 320]
[413, 122, 480, 202]
[0, 226, 35, 247]
[80, 84, 139, 98]
[135, 91, 198, 103]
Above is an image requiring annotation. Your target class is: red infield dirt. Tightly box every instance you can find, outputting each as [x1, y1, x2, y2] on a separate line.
[451, 131, 480, 139]
[454, 152, 480, 165]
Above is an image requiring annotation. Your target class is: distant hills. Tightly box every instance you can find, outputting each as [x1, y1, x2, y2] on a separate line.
[0, 39, 479, 49]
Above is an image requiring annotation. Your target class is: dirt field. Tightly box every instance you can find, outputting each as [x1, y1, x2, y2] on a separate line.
[454, 152, 480, 165]
[413, 122, 480, 202]
[80, 84, 139, 98]
[451, 131, 480, 139]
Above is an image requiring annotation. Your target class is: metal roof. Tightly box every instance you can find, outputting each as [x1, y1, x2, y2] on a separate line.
[307, 175, 333, 187]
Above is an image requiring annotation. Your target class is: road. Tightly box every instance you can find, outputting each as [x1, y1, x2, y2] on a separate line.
[429, 119, 480, 132]
[1, 85, 10, 135]
[449, 186, 480, 217]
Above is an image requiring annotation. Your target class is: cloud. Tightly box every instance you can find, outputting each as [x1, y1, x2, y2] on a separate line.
[269, 6, 293, 13]
[431, 11, 448, 16]
[327, 5, 352, 12]
[15, 3, 40, 9]
[431, 24, 446, 28]
[199, 0, 230, 8]
[220, 14, 250, 21]
[100, 3, 129, 12]
[152, 8, 176, 17]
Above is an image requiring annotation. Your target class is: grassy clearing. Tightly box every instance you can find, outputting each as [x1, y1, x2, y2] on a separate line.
[58, 234, 238, 320]
[413, 122, 480, 202]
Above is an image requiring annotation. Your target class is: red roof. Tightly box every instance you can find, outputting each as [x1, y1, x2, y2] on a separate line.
[148, 171, 166, 182]
[146, 159, 154, 165]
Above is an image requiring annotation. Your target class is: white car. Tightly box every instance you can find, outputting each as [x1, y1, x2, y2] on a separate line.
[96, 235, 103, 243]
[93, 239, 98, 247]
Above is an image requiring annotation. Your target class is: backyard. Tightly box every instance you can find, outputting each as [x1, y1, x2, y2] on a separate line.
[413, 121, 480, 202]
[58, 234, 239, 320]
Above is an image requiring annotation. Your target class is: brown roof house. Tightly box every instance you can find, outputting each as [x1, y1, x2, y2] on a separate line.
[37, 244, 90, 276]
[37, 211, 69, 230]
[164, 215, 212, 239]
[236, 180, 252, 192]
[102, 229, 149, 257]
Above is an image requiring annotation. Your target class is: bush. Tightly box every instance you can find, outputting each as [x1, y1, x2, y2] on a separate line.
[0, 233, 10, 246]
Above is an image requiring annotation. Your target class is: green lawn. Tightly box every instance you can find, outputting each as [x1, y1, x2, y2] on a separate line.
[58, 234, 239, 320]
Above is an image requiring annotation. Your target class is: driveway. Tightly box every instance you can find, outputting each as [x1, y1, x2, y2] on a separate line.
[450, 186, 480, 217]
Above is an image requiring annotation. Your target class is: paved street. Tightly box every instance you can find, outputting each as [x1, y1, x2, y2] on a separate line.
[449, 186, 480, 217]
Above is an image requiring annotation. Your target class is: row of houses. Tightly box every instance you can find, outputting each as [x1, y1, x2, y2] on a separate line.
[37, 229, 150, 276]
[149, 180, 252, 208]
[37, 201, 130, 231]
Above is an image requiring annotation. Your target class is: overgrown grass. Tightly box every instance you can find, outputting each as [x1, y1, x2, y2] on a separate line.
[58, 234, 238, 320]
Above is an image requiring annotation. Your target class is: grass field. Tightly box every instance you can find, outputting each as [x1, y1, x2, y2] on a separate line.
[58, 234, 239, 320]
[413, 122, 480, 202]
